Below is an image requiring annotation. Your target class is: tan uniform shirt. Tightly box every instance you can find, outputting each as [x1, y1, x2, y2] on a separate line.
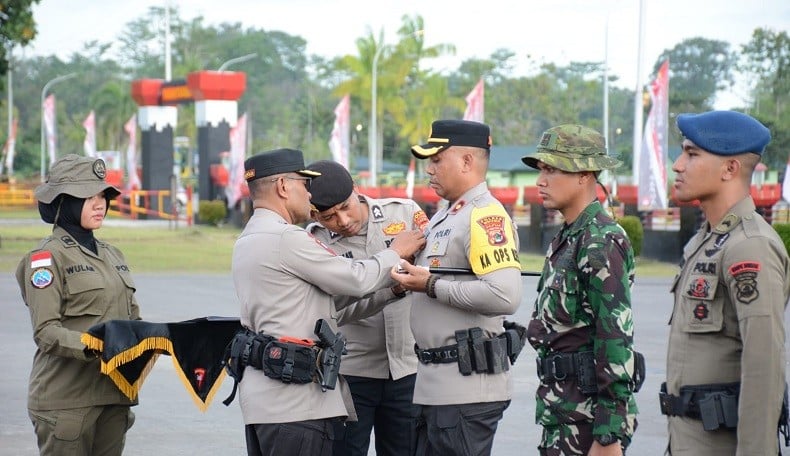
[15, 226, 140, 410]
[667, 197, 790, 455]
[232, 208, 402, 424]
[410, 182, 523, 405]
[308, 196, 427, 380]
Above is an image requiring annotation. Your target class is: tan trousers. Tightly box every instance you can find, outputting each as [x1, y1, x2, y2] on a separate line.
[29, 405, 134, 456]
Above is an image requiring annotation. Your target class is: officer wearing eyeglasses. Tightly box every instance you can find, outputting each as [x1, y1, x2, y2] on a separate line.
[231, 148, 426, 456]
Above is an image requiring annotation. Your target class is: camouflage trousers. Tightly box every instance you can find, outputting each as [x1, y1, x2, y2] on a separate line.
[538, 421, 628, 456]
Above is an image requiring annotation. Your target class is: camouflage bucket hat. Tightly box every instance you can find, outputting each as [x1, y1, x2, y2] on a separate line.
[35, 154, 121, 204]
[521, 124, 621, 172]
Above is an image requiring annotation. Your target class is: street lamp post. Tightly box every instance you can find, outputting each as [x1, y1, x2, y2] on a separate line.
[368, 44, 386, 187]
[40, 73, 77, 182]
[218, 53, 258, 71]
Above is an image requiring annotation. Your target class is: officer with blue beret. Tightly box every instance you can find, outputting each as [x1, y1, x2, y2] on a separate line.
[662, 111, 790, 455]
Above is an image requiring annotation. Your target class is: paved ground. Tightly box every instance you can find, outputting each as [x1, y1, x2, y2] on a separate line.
[2, 273, 789, 455]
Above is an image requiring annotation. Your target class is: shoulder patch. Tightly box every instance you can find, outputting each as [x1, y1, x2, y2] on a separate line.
[469, 204, 519, 275]
[586, 243, 608, 270]
[729, 261, 760, 304]
[31, 268, 54, 289]
[413, 210, 429, 232]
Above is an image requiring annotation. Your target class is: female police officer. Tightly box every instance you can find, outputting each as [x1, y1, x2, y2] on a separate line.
[16, 154, 140, 456]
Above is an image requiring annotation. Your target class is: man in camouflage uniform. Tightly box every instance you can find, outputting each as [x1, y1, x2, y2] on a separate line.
[662, 111, 790, 455]
[305, 160, 429, 456]
[521, 125, 639, 455]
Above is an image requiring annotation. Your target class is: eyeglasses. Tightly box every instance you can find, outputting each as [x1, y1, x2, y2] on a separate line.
[271, 176, 312, 191]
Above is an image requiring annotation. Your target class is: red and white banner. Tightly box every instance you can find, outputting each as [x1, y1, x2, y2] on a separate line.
[226, 113, 248, 209]
[43, 94, 57, 165]
[463, 78, 485, 122]
[638, 60, 669, 210]
[406, 157, 415, 199]
[124, 114, 141, 191]
[328, 94, 350, 169]
[782, 158, 790, 203]
[1, 118, 18, 176]
[83, 110, 97, 157]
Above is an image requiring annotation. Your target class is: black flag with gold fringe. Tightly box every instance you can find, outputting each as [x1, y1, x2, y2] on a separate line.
[81, 316, 242, 411]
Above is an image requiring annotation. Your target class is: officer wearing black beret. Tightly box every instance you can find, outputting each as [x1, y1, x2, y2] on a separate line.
[391, 120, 523, 455]
[305, 160, 430, 456]
[231, 148, 425, 456]
[662, 111, 790, 455]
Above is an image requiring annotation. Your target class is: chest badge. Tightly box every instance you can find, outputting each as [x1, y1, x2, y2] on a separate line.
[687, 277, 711, 299]
[383, 222, 406, 235]
[693, 303, 709, 320]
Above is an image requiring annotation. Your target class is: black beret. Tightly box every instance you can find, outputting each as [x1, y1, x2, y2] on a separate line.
[411, 120, 492, 159]
[676, 111, 771, 156]
[306, 160, 354, 212]
[244, 148, 320, 182]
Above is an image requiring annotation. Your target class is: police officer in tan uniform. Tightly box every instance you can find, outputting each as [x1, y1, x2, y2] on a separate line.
[391, 120, 524, 455]
[661, 111, 790, 455]
[16, 154, 139, 455]
[232, 149, 425, 456]
[306, 160, 429, 456]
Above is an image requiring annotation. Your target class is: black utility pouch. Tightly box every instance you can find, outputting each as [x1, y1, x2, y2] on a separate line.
[484, 336, 510, 374]
[455, 329, 473, 375]
[469, 327, 488, 374]
[698, 392, 739, 431]
[261, 341, 316, 384]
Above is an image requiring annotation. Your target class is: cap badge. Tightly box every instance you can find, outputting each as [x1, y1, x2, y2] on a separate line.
[92, 159, 107, 179]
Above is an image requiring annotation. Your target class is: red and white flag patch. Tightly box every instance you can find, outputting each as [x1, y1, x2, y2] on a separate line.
[31, 251, 52, 269]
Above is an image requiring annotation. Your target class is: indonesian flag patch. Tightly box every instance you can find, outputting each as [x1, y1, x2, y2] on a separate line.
[31, 251, 52, 268]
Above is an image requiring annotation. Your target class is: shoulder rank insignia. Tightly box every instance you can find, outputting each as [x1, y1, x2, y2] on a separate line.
[371, 205, 384, 220]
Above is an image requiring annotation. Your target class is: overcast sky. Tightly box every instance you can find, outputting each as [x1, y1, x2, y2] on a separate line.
[23, 0, 790, 109]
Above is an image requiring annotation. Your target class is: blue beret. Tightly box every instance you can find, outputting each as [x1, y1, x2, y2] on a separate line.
[676, 111, 770, 156]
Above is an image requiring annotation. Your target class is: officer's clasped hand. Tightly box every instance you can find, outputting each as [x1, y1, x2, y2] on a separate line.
[390, 260, 431, 292]
[389, 230, 427, 259]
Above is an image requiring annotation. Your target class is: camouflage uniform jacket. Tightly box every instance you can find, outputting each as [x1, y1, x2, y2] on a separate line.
[527, 200, 638, 440]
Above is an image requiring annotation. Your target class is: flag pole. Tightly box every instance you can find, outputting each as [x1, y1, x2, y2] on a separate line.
[632, 0, 646, 185]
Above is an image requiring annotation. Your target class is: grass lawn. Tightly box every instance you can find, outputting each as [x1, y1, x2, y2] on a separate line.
[1, 208, 677, 277]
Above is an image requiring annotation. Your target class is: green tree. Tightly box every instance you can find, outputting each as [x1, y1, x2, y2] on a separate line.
[653, 37, 736, 113]
[0, 0, 39, 74]
[739, 28, 790, 169]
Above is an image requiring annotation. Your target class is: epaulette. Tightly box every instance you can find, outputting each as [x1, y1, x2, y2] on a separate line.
[713, 213, 741, 234]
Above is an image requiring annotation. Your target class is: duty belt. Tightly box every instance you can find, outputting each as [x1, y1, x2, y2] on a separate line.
[659, 381, 740, 431]
[536, 351, 597, 395]
[414, 321, 527, 376]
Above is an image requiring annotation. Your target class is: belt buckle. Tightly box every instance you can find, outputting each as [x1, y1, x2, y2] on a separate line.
[418, 351, 433, 364]
[548, 354, 567, 381]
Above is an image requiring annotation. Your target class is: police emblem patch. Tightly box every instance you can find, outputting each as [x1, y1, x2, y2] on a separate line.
[383, 222, 406, 235]
[687, 277, 710, 298]
[476, 215, 507, 246]
[729, 261, 760, 304]
[31, 268, 54, 289]
[92, 159, 107, 179]
[430, 257, 441, 268]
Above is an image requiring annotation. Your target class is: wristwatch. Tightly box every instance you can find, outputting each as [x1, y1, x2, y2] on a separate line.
[594, 434, 620, 446]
